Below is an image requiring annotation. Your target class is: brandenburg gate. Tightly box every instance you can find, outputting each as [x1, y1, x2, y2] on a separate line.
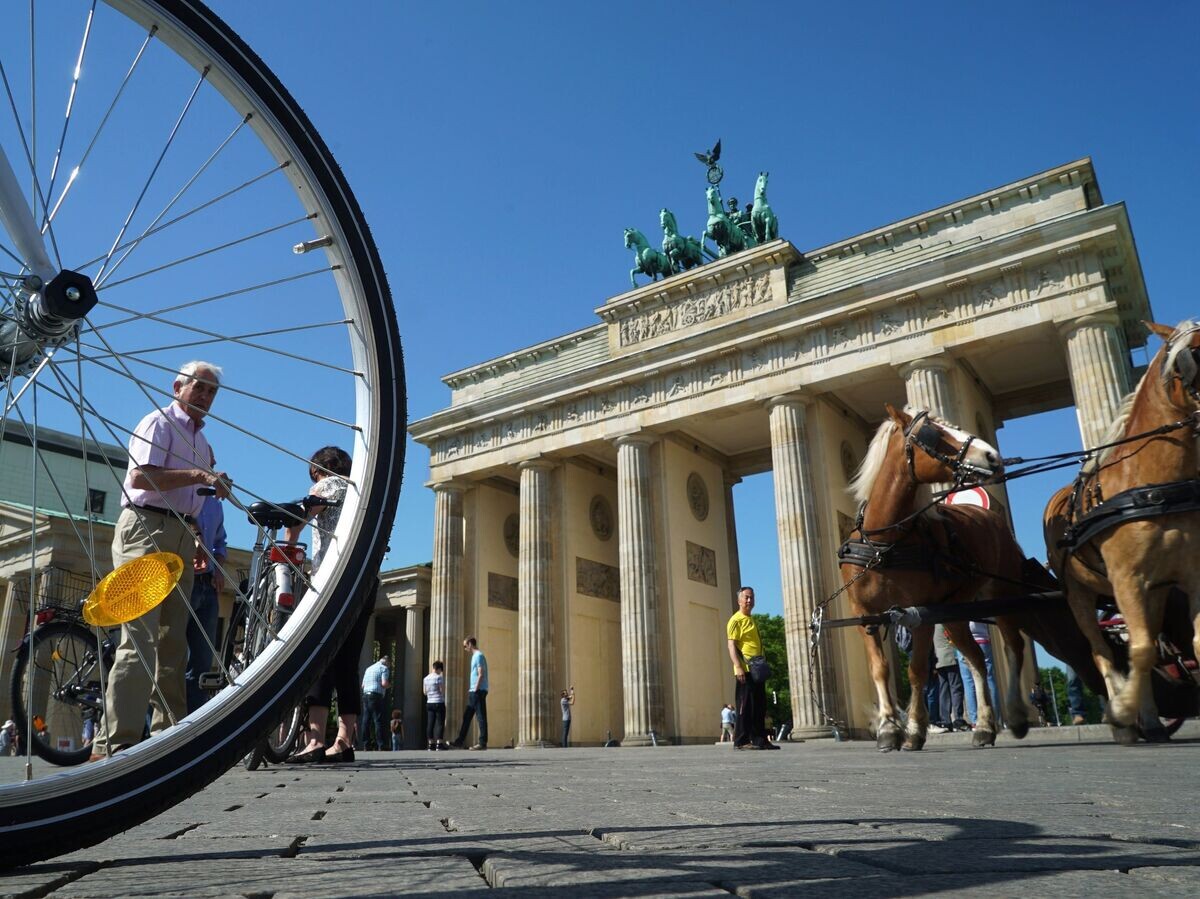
[409, 158, 1151, 746]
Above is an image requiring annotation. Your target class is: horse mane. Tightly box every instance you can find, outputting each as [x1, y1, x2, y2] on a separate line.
[847, 418, 898, 503]
[1083, 318, 1198, 470]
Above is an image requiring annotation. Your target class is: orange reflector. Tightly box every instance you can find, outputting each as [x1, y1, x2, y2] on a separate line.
[82, 552, 185, 627]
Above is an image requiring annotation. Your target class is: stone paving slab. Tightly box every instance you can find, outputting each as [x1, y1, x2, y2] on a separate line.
[4, 734, 1200, 897]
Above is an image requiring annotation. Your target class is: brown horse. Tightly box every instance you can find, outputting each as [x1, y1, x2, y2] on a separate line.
[1044, 319, 1200, 743]
[842, 405, 1033, 751]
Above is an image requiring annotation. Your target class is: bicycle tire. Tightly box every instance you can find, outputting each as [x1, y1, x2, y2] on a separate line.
[0, 0, 404, 867]
[9, 621, 111, 767]
[260, 701, 304, 764]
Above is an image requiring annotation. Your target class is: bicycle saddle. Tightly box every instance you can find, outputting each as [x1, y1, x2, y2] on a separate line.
[246, 500, 307, 530]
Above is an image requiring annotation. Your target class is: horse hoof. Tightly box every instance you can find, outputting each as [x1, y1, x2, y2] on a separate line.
[1110, 724, 1139, 746]
[1140, 722, 1172, 743]
[1009, 721, 1029, 740]
[972, 729, 996, 748]
[901, 736, 926, 752]
[876, 729, 903, 752]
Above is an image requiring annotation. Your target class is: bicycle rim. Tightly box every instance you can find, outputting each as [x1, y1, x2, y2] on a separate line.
[0, 0, 403, 865]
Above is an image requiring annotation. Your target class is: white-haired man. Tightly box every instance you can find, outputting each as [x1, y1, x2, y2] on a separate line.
[92, 361, 233, 758]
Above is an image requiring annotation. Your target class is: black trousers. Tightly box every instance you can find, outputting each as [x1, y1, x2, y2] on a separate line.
[734, 676, 768, 747]
[455, 689, 488, 746]
[938, 665, 965, 724]
[361, 691, 387, 748]
[425, 702, 445, 744]
[306, 598, 373, 716]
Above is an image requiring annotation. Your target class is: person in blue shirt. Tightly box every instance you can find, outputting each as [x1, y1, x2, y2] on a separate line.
[450, 636, 488, 750]
[185, 494, 227, 713]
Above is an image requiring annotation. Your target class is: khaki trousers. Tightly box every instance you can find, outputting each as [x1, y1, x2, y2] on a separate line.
[93, 507, 196, 753]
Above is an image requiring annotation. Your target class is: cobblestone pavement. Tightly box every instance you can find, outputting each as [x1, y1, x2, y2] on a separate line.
[3, 725, 1199, 897]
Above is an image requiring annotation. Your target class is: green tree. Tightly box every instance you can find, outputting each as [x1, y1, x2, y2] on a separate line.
[752, 613, 791, 727]
[1038, 667, 1102, 725]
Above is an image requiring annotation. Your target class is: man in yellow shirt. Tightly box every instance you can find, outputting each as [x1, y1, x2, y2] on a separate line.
[726, 586, 778, 750]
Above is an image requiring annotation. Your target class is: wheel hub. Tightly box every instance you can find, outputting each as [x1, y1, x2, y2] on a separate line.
[0, 269, 98, 379]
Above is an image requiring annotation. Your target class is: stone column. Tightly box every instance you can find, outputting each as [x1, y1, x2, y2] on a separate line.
[724, 474, 742, 611]
[1059, 313, 1132, 449]
[767, 395, 833, 738]
[898, 355, 961, 492]
[897, 355, 960, 422]
[429, 482, 466, 714]
[517, 459, 556, 748]
[402, 603, 427, 749]
[615, 435, 665, 745]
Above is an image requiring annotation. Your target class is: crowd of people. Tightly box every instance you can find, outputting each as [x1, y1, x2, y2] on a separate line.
[55, 363, 1085, 761]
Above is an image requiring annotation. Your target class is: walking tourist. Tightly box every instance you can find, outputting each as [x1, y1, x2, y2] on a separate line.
[956, 620, 1001, 728]
[423, 660, 447, 750]
[560, 686, 575, 747]
[450, 636, 488, 750]
[0, 719, 15, 756]
[931, 628, 966, 733]
[1064, 665, 1087, 725]
[284, 446, 375, 764]
[726, 586, 777, 750]
[720, 704, 735, 742]
[185, 493, 227, 714]
[92, 362, 232, 760]
[360, 656, 391, 750]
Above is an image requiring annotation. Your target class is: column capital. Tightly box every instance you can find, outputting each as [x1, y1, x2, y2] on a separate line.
[1055, 310, 1121, 339]
[895, 353, 955, 380]
[764, 392, 813, 412]
[430, 479, 469, 495]
[518, 456, 557, 473]
[614, 431, 658, 450]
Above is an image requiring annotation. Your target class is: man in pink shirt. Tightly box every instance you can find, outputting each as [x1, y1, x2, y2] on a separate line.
[91, 361, 233, 758]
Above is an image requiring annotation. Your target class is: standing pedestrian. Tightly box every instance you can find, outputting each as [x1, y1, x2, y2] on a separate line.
[185, 494, 227, 714]
[360, 656, 391, 750]
[450, 636, 488, 750]
[283, 446, 373, 764]
[931, 628, 966, 733]
[0, 720, 15, 756]
[423, 660, 446, 750]
[726, 586, 777, 750]
[1064, 665, 1087, 725]
[560, 686, 575, 747]
[92, 362, 232, 760]
[720, 704, 735, 742]
[389, 710, 404, 750]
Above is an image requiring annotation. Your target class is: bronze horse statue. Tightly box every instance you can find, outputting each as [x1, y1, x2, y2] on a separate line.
[624, 227, 673, 288]
[702, 185, 756, 258]
[840, 405, 1036, 751]
[1044, 319, 1200, 743]
[751, 171, 778, 243]
[659, 208, 709, 272]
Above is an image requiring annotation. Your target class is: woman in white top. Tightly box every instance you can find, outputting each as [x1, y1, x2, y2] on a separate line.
[285, 446, 374, 764]
[423, 660, 447, 750]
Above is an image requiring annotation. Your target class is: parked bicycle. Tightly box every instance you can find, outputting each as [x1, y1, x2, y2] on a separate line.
[9, 604, 115, 766]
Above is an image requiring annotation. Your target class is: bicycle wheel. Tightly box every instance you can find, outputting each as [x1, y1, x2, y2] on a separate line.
[9, 620, 111, 767]
[259, 701, 304, 764]
[0, 0, 403, 867]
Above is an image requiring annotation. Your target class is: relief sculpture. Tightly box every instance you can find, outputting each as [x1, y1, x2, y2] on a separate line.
[617, 272, 771, 346]
[577, 557, 620, 601]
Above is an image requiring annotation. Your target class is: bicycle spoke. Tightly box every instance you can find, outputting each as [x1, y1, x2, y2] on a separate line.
[42, 1, 97, 224]
[95, 213, 315, 291]
[79, 318, 353, 365]
[90, 264, 326, 334]
[93, 66, 208, 283]
[43, 26, 157, 229]
[94, 115, 256, 286]
[0, 47, 62, 271]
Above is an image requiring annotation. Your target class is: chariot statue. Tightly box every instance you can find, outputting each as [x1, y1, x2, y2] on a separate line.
[624, 227, 673, 287]
[703, 185, 756, 258]
[660, 208, 710, 273]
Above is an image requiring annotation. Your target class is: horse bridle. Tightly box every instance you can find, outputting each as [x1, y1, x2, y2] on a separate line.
[902, 410, 992, 485]
[1165, 325, 1200, 406]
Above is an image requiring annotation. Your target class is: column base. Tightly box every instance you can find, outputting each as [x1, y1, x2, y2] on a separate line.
[791, 725, 836, 740]
[621, 733, 667, 747]
[516, 740, 557, 750]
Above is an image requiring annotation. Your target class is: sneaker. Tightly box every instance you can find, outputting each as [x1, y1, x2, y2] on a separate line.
[468, 743, 486, 751]
[952, 719, 971, 732]
[1071, 715, 1086, 726]
[927, 724, 950, 734]
[428, 744, 436, 751]
[448, 741, 464, 749]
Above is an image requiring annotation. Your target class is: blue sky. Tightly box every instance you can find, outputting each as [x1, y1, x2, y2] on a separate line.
[209, 1, 1198, 638]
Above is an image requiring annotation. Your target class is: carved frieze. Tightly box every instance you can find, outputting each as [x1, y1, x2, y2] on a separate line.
[488, 572, 518, 611]
[589, 495, 613, 541]
[576, 557, 620, 601]
[686, 541, 718, 587]
[686, 472, 710, 522]
[617, 273, 771, 347]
